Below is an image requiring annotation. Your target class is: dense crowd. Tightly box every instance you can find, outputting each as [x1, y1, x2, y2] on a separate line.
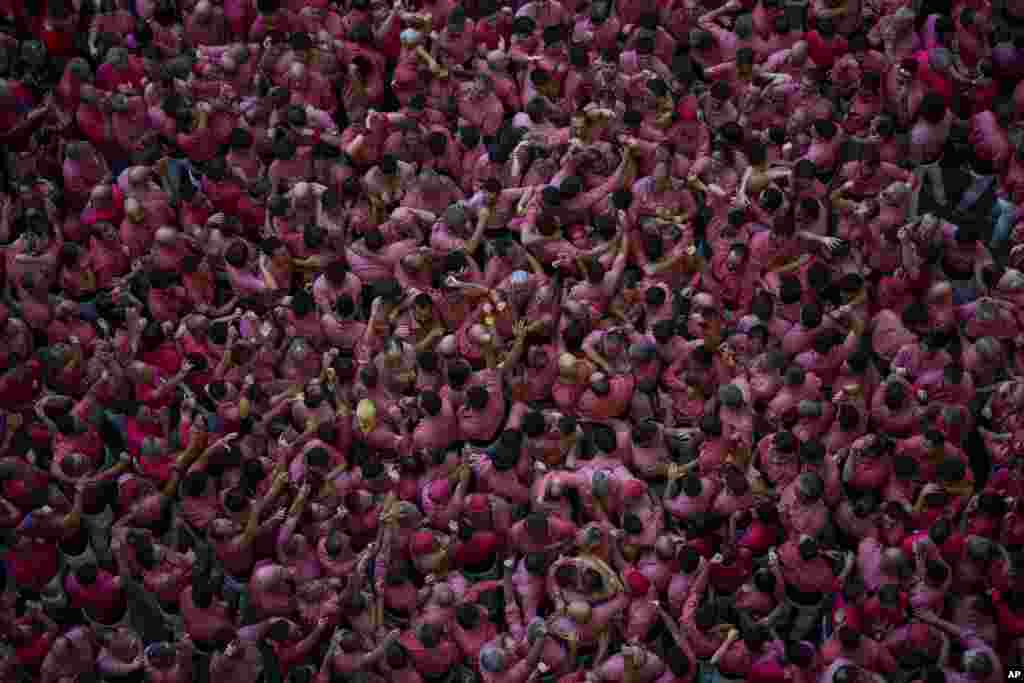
[1, 0, 1023, 682]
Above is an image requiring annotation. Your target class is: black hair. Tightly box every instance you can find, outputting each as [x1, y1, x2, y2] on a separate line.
[525, 552, 548, 575]
[554, 563, 578, 587]
[919, 93, 948, 124]
[798, 536, 818, 560]
[455, 603, 480, 630]
[448, 361, 471, 388]
[682, 474, 702, 498]
[800, 303, 823, 329]
[778, 274, 802, 304]
[665, 646, 691, 677]
[700, 413, 722, 437]
[521, 411, 546, 438]
[774, 430, 797, 453]
[882, 381, 908, 413]
[420, 390, 442, 417]
[466, 385, 489, 410]
[652, 318, 676, 343]
[623, 511, 643, 534]
[306, 447, 329, 469]
[753, 568, 776, 594]
[679, 546, 701, 572]
[75, 563, 99, 586]
[379, 154, 398, 175]
[761, 187, 784, 211]
[695, 602, 717, 630]
[558, 415, 577, 436]
[525, 512, 549, 538]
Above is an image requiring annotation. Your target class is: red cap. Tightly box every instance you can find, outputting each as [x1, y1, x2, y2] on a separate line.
[410, 531, 435, 557]
[429, 479, 451, 503]
[621, 479, 646, 500]
[623, 568, 651, 596]
[465, 493, 490, 515]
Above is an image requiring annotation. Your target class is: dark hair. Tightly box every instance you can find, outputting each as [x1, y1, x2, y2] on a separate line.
[711, 81, 732, 101]
[448, 361, 471, 388]
[919, 93, 948, 124]
[678, 546, 700, 573]
[623, 511, 643, 534]
[512, 15, 536, 35]
[700, 413, 722, 437]
[363, 228, 385, 252]
[611, 188, 633, 210]
[929, 518, 952, 545]
[682, 474, 703, 498]
[466, 386, 489, 410]
[379, 154, 398, 175]
[753, 568, 776, 594]
[884, 381, 906, 410]
[306, 447, 329, 469]
[183, 471, 209, 498]
[761, 187, 784, 211]
[794, 158, 817, 179]
[420, 390, 442, 416]
[455, 603, 480, 630]
[75, 563, 99, 586]
[665, 646, 691, 677]
[695, 602, 717, 630]
[837, 624, 860, 648]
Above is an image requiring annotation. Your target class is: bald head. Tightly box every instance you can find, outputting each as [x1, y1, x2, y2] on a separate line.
[790, 41, 808, 64]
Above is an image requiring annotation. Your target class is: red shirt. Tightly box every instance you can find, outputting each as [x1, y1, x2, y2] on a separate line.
[14, 629, 54, 670]
[739, 521, 778, 555]
[203, 177, 243, 216]
[0, 80, 33, 135]
[0, 360, 41, 409]
[65, 570, 126, 624]
[452, 531, 503, 568]
[914, 50, 954, 106]
[860, 592, 909, 630]
[992, 590, 1024, 638]
[2, 466, 48, 509]
[4, 540, 59, 592]
[399, 631, 460, 677]
[709, 548, 753, 594]
[805, 32, 849, 70]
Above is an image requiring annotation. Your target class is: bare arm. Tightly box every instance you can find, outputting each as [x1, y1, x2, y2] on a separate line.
[710, 629, 739, 665]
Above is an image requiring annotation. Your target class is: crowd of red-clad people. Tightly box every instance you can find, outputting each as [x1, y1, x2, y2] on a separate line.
[5, 0, 1024, 682]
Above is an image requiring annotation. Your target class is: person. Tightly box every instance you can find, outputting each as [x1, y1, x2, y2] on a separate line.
[0, 1, 1020, 683]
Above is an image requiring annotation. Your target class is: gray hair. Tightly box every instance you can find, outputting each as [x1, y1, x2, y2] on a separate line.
[444, 204, 467, 227]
